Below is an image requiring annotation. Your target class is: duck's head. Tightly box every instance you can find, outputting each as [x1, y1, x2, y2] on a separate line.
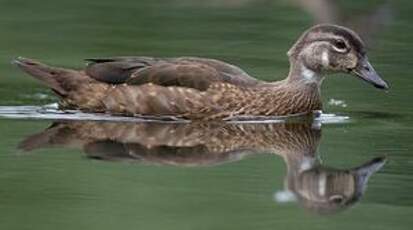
[288, 24, 389, 90]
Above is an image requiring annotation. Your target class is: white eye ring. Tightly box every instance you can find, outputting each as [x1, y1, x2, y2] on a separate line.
[332, 46, 347, 53]
[332, 40, 348, 53]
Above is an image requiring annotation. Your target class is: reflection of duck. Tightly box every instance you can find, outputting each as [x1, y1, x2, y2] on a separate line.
[19, 121, 385, 214]
[13, 24, 388, 120]
[20, 121, 319, 166]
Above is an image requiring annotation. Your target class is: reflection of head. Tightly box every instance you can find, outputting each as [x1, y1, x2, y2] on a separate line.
[292, 157, 386, 215]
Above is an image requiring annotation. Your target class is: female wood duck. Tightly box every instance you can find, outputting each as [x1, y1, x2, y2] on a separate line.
[13, 24, 389, 120]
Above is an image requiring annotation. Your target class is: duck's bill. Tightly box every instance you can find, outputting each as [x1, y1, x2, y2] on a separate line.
[352, 57, 389, 90]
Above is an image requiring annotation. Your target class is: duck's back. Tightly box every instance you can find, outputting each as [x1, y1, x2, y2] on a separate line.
[85, 57, 268, 119]
[85, 56, 260, 89]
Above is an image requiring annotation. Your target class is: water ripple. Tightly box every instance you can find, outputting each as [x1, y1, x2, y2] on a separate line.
[0, 104, 349, 125]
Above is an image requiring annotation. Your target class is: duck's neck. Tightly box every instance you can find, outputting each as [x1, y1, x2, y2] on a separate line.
[286, 58, 324, 86]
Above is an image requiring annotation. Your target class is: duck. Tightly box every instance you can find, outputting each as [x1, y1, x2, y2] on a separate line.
[13, 24, 389, 120]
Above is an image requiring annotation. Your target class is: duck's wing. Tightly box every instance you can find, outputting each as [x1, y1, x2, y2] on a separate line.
[85, 57, 259, 90]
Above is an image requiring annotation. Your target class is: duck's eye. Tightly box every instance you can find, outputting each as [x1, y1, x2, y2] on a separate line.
[332, 40, 347, 52]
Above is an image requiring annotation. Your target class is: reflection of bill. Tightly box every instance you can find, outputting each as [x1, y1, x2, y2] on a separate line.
[19, 120, 385, 214]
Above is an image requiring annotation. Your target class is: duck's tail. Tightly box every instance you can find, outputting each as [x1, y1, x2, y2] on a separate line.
[12, 57, 84, 97]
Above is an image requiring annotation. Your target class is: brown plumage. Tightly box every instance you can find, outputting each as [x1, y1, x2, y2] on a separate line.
[19, 120, 386, 214]
[12, 24, 389, 120]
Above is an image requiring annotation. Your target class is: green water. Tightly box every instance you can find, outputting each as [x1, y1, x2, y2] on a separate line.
[0, 0, 412, 229]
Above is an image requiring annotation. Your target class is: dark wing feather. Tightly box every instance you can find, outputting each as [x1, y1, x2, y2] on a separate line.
[85, 57, 259, 90]
[85, 57, 158, 84]
[126, 62, 223, 91]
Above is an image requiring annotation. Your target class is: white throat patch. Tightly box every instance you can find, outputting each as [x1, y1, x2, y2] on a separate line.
[321, 51, 329, 67]
[301, 65, 318, 83]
